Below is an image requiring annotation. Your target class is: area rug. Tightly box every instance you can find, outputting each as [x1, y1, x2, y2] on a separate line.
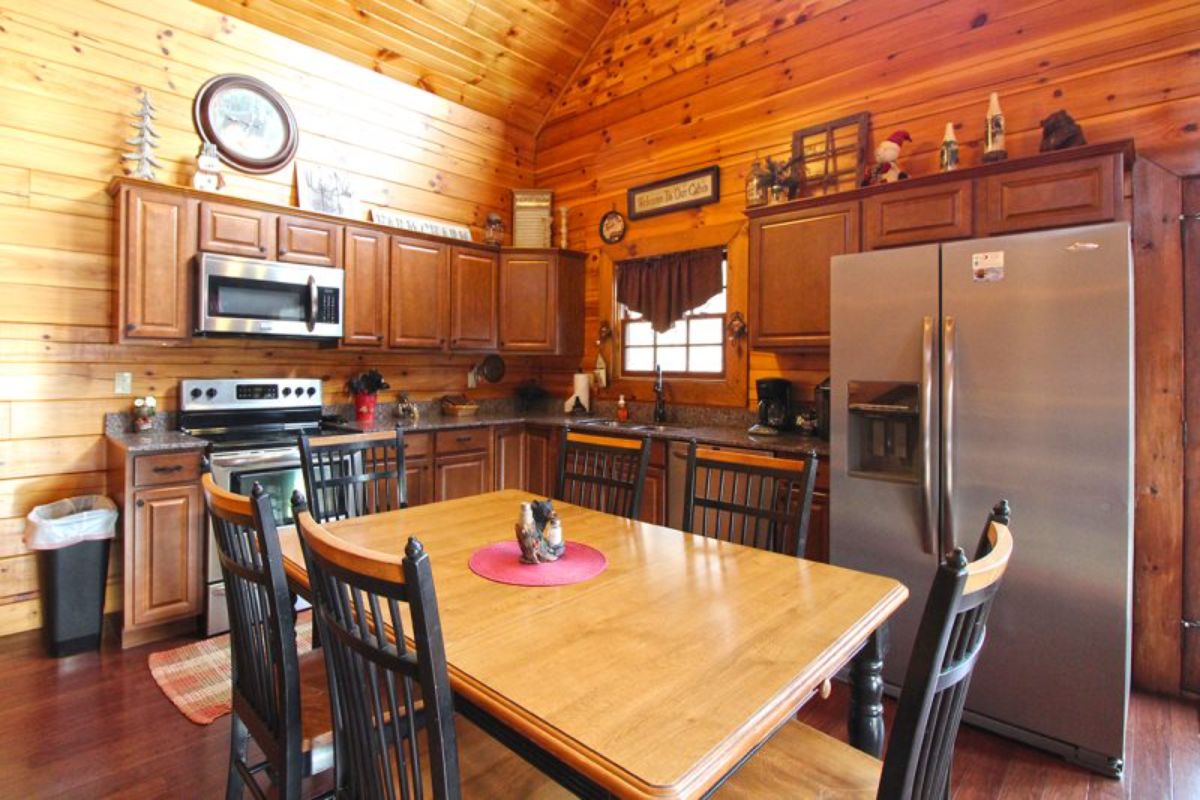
[148, 614, 314, 725]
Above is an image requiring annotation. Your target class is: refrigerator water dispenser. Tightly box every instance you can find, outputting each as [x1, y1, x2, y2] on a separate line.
[846, 381, 920, 481]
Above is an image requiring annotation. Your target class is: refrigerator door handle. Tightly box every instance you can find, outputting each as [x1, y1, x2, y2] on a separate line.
[921, 315, 937, 555]
[941, 315, 957, 554]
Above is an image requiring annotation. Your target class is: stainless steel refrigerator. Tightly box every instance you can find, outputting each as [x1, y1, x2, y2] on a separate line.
[829, 222, 1133, 776]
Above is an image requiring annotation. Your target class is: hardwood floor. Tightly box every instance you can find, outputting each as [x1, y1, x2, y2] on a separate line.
[0, 627, 1196, 799]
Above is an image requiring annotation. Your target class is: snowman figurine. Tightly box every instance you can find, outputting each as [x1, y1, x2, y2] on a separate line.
[862, 130, 913, 186]
[191, 142, 225, 192]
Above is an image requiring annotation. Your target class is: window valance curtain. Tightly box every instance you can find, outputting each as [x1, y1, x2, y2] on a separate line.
[615, 247, 724, 333]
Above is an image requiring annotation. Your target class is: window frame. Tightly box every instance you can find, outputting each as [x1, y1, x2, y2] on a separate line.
[619, 268, 728, 378]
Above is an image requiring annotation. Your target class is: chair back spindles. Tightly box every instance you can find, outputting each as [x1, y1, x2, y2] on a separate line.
[555, 431, 651, 519]
[292, 491, 460, 800]
[299, 430, 407, 523]
[682, 442, 818, 558]
[201, 471, 304, 799]
[877, 500, 1015, 800]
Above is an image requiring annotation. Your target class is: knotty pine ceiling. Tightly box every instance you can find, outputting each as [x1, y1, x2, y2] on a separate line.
[193, 0, 619, 133]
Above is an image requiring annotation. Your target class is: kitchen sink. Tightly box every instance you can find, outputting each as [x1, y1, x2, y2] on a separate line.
[574, 419, 678, 433]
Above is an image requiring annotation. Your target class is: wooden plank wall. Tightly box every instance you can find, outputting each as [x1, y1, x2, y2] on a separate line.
[534, 0, 1200, 693]
[537, 0, 1200, 406]
[0, 0, 572, 635]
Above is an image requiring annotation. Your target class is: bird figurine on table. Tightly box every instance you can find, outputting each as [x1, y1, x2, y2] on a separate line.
[862, 130, 912, 186]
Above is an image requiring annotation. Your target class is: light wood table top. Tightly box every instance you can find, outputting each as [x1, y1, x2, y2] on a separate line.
[278, 489, 907, 800]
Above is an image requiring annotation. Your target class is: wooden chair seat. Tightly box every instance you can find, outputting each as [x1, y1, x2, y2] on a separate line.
[717, 720, 880, 799]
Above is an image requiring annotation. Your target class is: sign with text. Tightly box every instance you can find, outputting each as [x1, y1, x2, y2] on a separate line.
[370, 208, 473, 241]
[627, 167, 720, 220]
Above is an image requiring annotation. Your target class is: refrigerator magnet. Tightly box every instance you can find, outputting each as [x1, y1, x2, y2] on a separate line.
[972, 251, 1005, 282]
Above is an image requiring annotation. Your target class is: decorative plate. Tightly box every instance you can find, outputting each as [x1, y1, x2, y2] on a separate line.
[193, 74, 299, 174]
[599, 210, 627, 244]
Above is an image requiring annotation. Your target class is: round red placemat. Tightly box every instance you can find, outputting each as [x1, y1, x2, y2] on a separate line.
[468, 541, 607, 587]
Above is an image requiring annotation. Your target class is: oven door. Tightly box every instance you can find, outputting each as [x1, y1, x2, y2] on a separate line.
[206, 447, 308, 636]
[197, 253, 343, 339]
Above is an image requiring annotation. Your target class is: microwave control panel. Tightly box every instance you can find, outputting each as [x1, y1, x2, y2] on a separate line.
[317, 287, 340, 323]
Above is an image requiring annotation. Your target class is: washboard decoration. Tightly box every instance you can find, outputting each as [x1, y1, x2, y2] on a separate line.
[513, 189, 553, 247]
[790, 112, 871, 197]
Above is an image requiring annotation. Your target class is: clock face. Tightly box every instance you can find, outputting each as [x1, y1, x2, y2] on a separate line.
[194, 75, 298, 174]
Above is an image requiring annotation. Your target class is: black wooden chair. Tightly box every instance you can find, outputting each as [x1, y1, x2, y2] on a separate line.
[718, 500, 1016, 799]
[291, 489, 457, 799]
[298, 429, 406, 523]
[681, 440, 819, 558]
[200, 472, 334, 800]
[555, 429, 651, 518]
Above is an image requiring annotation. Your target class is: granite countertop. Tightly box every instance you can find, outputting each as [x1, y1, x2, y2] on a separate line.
[106, 429, 208, 454]
[351, 411, 829, 457]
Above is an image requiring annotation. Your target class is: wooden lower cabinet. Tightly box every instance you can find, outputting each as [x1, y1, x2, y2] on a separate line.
[129, 483, 204, 630]
[807, 489, 830, 564]
[405, 457, 434, 507]
[638, 441, 669, 526]
[525, 426, 558, 497]
[435, 450, 492, 501]
[494, 425, 527, 490]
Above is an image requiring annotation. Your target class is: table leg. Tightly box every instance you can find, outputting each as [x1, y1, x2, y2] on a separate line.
[848, 625, 889, 757]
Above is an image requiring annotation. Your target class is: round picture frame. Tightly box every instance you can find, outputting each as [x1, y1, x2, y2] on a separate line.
[193, 74, 299, 174]
[599, 210, 627, 244]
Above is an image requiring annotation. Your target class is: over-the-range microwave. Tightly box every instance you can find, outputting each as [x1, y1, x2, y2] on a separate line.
[196, 252, 344, 339]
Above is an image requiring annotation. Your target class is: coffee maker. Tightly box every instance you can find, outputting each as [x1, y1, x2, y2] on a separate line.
[749, 378, 794, 435]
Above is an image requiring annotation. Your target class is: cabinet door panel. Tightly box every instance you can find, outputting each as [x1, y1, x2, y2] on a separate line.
[525, 426, 557, 498]
[639, 464, 667, 526]
[749, 202, 859, 350]
[450, 247, 498, 350]
[278, 214, 342, 267]
[495, 426, 527, 490]
[435, 451, 491, 502]
[122, 187, 194, 340]
[863, 181, 972, 249]
[979, 154, 1120, 234]
[499, 254, 555, 352]
[343, 227, 389, 347]
[405, 458, 434, 507]
[199, 201, 274, 258]
[131, 484, 203, 628]
[390, 236, 448, 349]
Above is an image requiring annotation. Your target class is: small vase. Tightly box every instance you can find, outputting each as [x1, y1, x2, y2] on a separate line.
[355, 393, 377, 427]
[769, 184, 786, 204]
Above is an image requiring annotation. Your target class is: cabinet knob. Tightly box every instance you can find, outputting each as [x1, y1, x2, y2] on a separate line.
[136, 499, 145, 508]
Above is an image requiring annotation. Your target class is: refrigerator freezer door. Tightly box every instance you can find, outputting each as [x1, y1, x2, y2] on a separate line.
[941, 223, 1132, 768]
[830, 243, 940, 686]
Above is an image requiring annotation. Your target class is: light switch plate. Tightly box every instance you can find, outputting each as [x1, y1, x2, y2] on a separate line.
[114, 372, 132, 395]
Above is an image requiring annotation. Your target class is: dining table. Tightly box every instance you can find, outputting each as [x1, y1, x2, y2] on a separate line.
[278, 489, 908, 800]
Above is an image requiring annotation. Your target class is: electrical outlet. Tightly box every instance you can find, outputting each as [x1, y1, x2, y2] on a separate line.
[114, 372, 132, 395]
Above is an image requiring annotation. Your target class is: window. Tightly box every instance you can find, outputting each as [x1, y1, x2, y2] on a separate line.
[621, 257, 726, 376]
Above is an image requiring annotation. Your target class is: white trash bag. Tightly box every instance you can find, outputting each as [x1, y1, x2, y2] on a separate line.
[25, 496, 118, 550]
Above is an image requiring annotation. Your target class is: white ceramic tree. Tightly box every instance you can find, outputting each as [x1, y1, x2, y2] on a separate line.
[122, 90, 162, 180]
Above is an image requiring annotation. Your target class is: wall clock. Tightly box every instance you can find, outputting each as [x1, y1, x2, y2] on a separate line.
[599, 210, 627, 244]
[193, 74, 299, 174]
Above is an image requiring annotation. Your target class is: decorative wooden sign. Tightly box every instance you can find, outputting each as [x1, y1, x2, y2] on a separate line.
[627, 166, 720, 220]
[370, 208, 473, 240]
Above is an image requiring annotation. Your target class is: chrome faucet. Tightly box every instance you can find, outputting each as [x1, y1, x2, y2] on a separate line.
[653, 365, 667, 423]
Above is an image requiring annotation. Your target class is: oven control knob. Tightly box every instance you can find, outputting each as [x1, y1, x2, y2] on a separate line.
[306, 387, 316, 397]
[282, 387, 292, 396]
[205, 388, 217, 399]
[190, 388, 202, 399]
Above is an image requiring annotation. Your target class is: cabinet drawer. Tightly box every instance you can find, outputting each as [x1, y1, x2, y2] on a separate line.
[863, 180, 973, 249]
[402, 432, 431, 458]
[436, 427, 490, 454]
[278, 215, 342, 267]
[199, 201, 274, 258]
[978, 154, 1120, 234]
[134, 451, 203, 487]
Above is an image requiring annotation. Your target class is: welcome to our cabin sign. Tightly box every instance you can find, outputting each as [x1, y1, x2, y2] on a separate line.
[627, 166, 720, 220]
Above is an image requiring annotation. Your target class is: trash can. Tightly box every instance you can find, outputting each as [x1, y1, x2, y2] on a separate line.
[25, 496, 119, 657]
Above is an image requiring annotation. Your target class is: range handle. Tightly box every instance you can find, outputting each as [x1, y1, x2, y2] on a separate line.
[941, 315, 957, 554]
[920, 315, 936, 555]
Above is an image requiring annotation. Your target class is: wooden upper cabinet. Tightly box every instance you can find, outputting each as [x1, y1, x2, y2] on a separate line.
[129, 483, 204, 629]
[863, 180, 972, 250]
[749, 201, 859, 350]
[449, 246, 498, 351]
[499, 252, 555, 352]
[390, 236, 449, 349]
[119, 185, 196, 341]
[978, 154, 1120, 235]
[199, 201, 274, 258]
[277, 214, 342, 267]
[342, 227, 389, 347]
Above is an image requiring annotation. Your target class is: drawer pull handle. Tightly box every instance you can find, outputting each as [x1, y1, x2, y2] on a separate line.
[455, 435, 472, 443]
[152, 464, 185, 474]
